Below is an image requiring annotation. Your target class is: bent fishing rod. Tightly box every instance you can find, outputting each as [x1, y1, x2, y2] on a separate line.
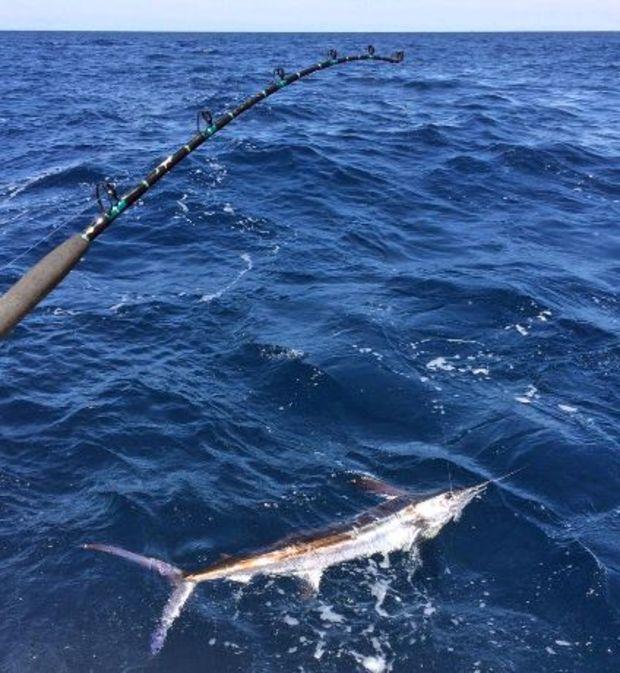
[0, 46, 404, 338]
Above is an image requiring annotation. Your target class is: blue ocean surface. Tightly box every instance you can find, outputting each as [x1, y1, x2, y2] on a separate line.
[0, 31, 619, 672]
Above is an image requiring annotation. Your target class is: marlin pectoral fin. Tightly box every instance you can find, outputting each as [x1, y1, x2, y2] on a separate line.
[348, 472, 409, 500]
[295, 569, 323, 594]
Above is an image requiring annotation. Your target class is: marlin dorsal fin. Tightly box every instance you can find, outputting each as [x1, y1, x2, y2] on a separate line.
[349, 472, 409, 500]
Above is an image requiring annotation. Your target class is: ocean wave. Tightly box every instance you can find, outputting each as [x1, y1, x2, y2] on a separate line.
[1, 31, 619, 673]
[403, 77, 462, 91]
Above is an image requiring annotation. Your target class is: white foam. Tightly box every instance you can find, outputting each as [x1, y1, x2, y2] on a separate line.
[200, 253, 252, 303]
[356, 654, 388, 673]
[353, 345, 384, 360]
[558, 404, 577, 414]
[537, 309, 552, 322]
[516, 384, 538, 405]
[423, 601, 437, 617]
[260, 346, 304, 361]
[313, 637, 326, 660]
[208, 160, 227, 185]
[110, 293, 130, 313]
[318, 603, 344, 624]
[370, 578, 390, 617]
[515, 324, 529, 336]
[426, 357, 455, 372]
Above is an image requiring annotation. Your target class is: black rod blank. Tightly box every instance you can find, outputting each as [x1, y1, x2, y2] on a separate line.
[0, 48, 403, 338]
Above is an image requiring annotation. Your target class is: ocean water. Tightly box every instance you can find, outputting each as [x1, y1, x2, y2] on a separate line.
[0, 30, 619, 673]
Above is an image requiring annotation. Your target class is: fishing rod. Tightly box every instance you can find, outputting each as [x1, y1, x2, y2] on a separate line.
[0, 46, 404, 338]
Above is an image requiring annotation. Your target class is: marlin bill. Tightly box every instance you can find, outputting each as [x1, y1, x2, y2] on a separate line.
[82, 474, 494, 655]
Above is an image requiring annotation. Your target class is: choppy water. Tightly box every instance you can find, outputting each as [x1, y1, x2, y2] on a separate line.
[0, 31, 619, 673]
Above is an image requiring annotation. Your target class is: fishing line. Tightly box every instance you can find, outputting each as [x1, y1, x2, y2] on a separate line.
[0, 204, 90, 274]
[0, 226, 67, 274]
[0, 46, 404, 337]
[0, 190, 88, 234]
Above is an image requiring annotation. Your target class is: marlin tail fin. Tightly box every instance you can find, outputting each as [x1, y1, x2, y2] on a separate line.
[82, 543, 196, 655]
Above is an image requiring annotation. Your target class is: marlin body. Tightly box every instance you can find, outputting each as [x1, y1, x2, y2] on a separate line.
[83, 475, 487, 654]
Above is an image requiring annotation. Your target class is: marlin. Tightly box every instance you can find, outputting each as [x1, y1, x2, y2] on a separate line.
[82, 474, 494, 655]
